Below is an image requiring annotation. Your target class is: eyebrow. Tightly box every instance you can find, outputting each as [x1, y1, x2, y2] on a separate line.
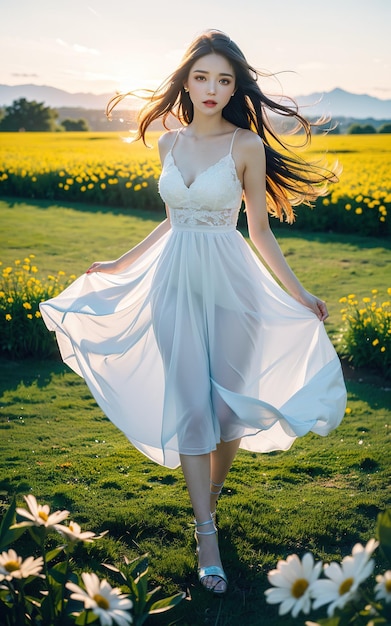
[191, 69, 234, 78]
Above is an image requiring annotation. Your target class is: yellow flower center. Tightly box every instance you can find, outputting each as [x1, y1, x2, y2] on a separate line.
[93, 593, 110, 609]
[5, 560, 20, 572]
[385, 579, 391, 593]
[38, 511, 49, 522]
[339, 577, 354, 595]
[291, 578, 309, 598]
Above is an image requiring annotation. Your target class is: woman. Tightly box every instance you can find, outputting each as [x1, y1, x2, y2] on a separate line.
[40, 30, 346, 596]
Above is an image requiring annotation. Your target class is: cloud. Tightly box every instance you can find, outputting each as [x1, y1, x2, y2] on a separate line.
[88, 5, 100, 17]
[12, 72, 39, 78]
[55, 38, 100, 55]
[73, 43, 100, 55]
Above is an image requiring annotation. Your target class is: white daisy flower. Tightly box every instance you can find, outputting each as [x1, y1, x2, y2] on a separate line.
[374, 570, 391, 603]
[0, 548, 43, 582]
[66, 572, 133, 626]
[265, 552, 322, 618]
[14, 494, 69, 529]
[54, 520, 107, 543]
[311, 538, 379, 617]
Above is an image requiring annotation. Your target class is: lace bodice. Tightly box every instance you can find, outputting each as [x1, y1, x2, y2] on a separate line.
[158, 130, 243, 230]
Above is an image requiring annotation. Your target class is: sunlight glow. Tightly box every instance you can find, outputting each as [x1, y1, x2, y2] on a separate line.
[0, 0, 390, 98]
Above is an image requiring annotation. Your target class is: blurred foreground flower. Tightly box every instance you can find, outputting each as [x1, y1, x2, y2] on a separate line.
[15, 494, 69, 529]
[67, 572, 133, 625]
[55, 520, 108, 543]
[311, 539, 378, 616]
[265, 552, 322, 617]
[0, 548, 43, 581]
[265, 511, 391, 626]
[0, 495, 185, 625]
[374, 570, 391, 604]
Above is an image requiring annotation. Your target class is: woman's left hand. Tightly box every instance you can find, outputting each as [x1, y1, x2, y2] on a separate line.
[295, 289, 329, 322]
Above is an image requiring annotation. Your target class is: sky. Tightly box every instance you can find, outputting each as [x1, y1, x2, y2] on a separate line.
[1, 0, 390, 100]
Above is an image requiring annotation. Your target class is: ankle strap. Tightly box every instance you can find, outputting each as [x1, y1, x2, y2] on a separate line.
[194, 518, 214, 528]
[210, 480, 224, 495]
[194, 518, 216, 535]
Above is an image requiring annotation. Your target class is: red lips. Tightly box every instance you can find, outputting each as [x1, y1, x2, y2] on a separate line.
[203, 100, 217, 107]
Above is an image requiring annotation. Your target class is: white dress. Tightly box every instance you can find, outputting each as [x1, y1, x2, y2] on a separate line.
[40, 129, 347, 469]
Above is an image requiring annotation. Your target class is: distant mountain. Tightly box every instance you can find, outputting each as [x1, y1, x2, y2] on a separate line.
[0, 84, 390, 120]
[0, 84, 124, 110]
[296, 87, 391, 120]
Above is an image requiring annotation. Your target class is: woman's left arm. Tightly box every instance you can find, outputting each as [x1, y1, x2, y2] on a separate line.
[241, 134, 328, 321]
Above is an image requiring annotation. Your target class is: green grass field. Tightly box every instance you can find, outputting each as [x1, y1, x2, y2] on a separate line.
[1, 199, 391, 625]
[2, 197, 390, 338]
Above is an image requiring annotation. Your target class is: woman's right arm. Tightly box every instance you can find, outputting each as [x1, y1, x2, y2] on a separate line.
[87, 131, 175, 275]
[86, 217, 171, 274]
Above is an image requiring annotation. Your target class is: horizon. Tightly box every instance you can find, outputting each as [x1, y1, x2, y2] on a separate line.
[2, 83, 390, 124]
[2, 83, 390, 102]
[1, 0, 390, 100]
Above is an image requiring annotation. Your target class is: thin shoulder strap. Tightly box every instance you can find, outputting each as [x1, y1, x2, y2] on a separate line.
[169, 128, 182, 153]
[229, 128, 240, 154]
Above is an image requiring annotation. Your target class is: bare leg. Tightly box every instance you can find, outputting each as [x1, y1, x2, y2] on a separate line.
[210, 438, 241, 514]
[180, 453, 227, 593]
[209, 307, 253, 514]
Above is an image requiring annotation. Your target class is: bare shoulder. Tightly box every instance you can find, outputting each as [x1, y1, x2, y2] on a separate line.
[233, 129, 265, 178]
[236, 129, 265, 158]
[158, 130, 178, 162]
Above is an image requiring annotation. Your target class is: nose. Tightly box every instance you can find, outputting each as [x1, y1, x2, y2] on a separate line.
[207, 81, 216, 95]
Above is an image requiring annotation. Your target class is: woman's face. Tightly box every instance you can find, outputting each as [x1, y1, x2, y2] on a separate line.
[184, 53, 236, 116]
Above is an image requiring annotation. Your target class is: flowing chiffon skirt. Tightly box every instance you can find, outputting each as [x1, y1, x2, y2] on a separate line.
[40, 224, 346, 468]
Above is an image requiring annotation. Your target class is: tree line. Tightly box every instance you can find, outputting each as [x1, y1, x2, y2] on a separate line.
[0, 98, 89, 132]
[347, 122, 391, 134]
[0, 98, 391, 134]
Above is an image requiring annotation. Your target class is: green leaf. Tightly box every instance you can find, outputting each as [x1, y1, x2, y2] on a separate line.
[125, 574, 140, 600]
[0, 586, 14, 606]
[0, 524, 26, 551]
[135, 568, 149, 597]
[129, 554, 149, 579]
[377, 509, 391, 564]
[40, 592, 57, 623]
[101, 562, 127, 585]
[27, 524, 47, 546]
[24, 594, 42, 608]
[144, 585, 161, 601]
[45, 545, 65, 562]
[48, 560, 69, 586]
[74, 610, 99, 624]
[0, 497, 26, 549]
[148, 591, 186, 614]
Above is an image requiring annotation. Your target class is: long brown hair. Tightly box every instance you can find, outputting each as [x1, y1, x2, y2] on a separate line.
[107, 29, 338, 223]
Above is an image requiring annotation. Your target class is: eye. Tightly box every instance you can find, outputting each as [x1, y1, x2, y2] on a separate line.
[194, 75, 206, 81]
[220, 79, 231, 85]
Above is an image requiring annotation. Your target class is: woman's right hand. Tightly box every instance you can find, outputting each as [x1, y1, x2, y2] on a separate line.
[86, 260, 120, 275]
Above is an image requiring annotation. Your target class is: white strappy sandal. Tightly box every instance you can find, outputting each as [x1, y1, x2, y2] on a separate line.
[194, 516, 228, 596]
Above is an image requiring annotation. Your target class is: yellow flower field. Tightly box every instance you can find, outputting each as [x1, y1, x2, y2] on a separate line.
[307, 133, 390, 227]
[0, 131, 162, 210]
[337, 287, 391, 376]
[0, 131, 390, 235]
[0, 256, 75, 357]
